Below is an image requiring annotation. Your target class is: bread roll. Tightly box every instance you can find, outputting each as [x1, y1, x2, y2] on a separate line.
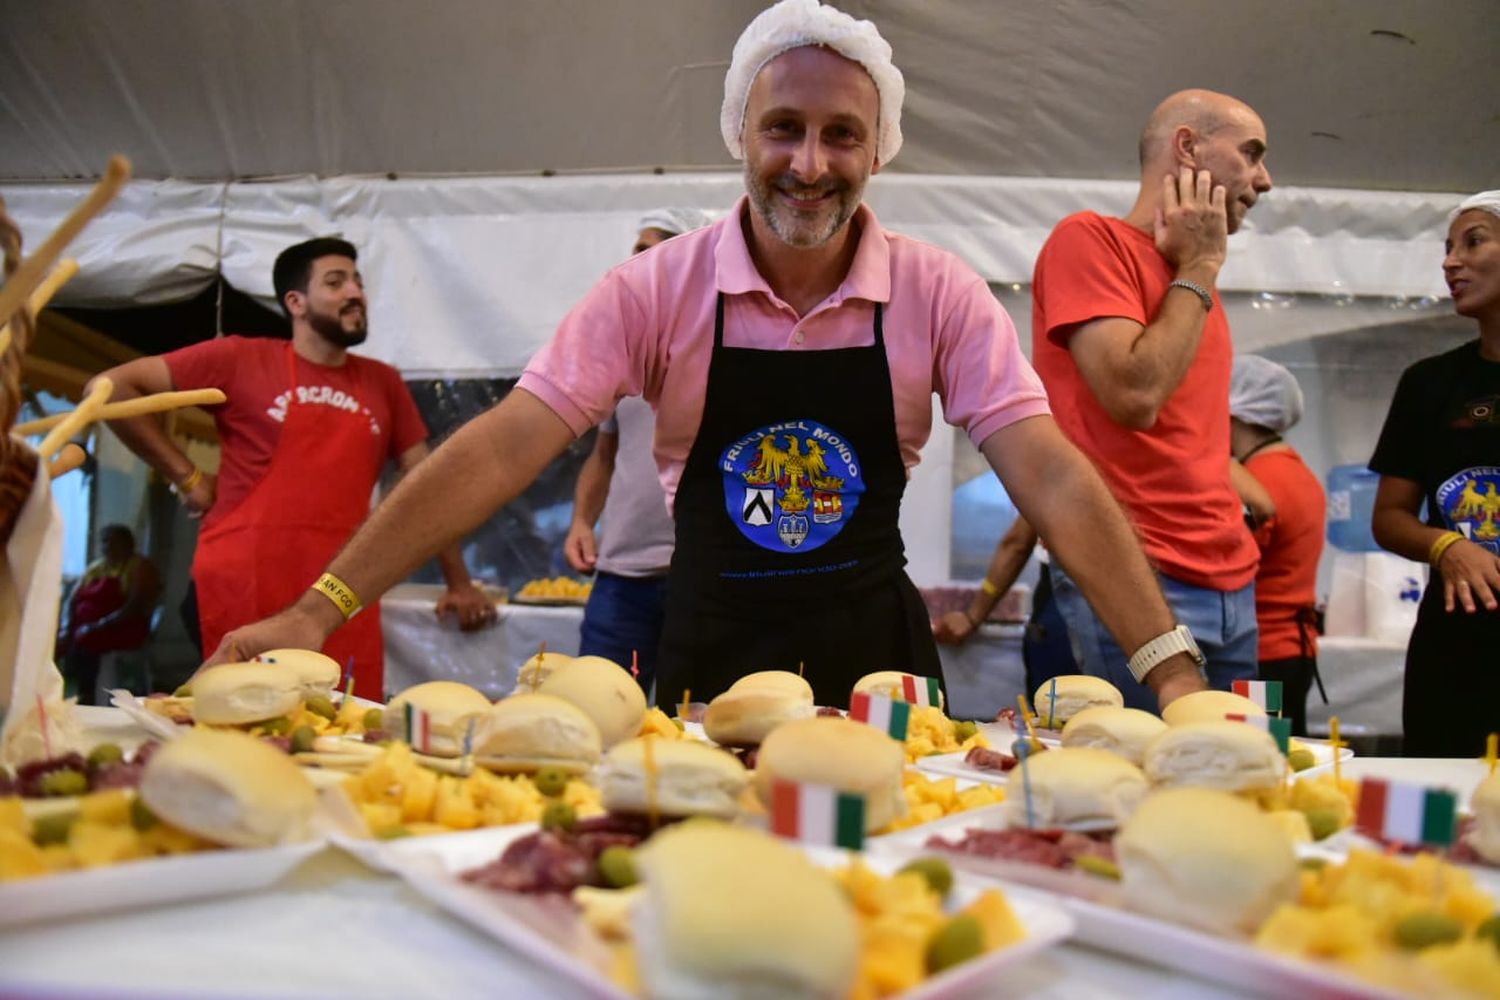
[1116, 787, 1298, 934]
[1160, 689, 1265, 726]
[536, 655, 646, 747]
[1470, 771, 1500, 864]
[511, 650, 574, 694]
[597, 738, 748, 818]
[191, 662, 303, 725]
[753, 717, 906, 833]
[473, 693, 602, 774]
[1002, 746, 1148, 829]
[703, 687, 815, 747]
[852, 670, 944, 711]
[138, 728, 317, 847]
[1033, 675, 1123, 727]
[1142, 720, 1286, 794]
[729, 670, 815, 703]
[633, 823, 859, 1000]
[250, 648, 341, 698]
[386, 681, 492, 757]
[1060, 707, 1168, 766]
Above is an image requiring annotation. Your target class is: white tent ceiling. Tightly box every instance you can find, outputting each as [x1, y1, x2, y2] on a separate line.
[1, 0, 1494, 190]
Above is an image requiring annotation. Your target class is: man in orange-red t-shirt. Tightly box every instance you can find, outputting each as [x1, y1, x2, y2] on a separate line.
[1032, 89, 1273, 710]
[1230, 355, 1325, 735]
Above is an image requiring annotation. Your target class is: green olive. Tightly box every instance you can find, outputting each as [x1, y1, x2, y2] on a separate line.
[541, 800, 577, 833]
[375, 825, 410, 840]
[39, 769, 88, 797]
[953, 720, 979, 742]
[1302, 808, 1342, 841]
[926, 914, 985, 973]
[597, 845, 638, 888]
[32, 812, 76, 846]
[671, 718, 686, 731]
[129, 797, 158, 832]
[304, 695, 337, 721]
[1476, 914, 1500, 953]
[898, 857, 955, 899]
[259, 716, 292, 736]
[87, 743, 125, 768]
[1392, 912, 1464, 951]
[1074, 854, 1122, 880]
[172, 683, 193, 697]
[1298, 857, 1329, 872]
[362, 708, 385, 732]
[533, 767, 569, 798]
[290, 725, 318, 754]
[1287, 748, 1316, 772]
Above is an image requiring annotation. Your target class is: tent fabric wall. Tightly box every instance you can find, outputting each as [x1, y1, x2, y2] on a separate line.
[1, 172, 1464, 379]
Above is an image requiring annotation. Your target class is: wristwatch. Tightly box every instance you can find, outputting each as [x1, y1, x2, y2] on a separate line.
[1126, 625, 1205, 683]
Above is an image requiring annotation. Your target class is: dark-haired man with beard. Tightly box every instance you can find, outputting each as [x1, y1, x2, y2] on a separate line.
[94, 237, 493, 698]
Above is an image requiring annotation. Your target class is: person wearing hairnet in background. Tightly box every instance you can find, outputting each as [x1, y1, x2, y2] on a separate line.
[1230, 354, 1325, 735]
[565, 208, 713, 696]
[201, 0, 1211, 712]
[1370, 190, 1500, 757]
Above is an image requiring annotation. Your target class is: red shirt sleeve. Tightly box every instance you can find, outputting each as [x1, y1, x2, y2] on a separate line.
[382, 366, 429, 459]
[1035, 214, 1150, 346]
[161, 337, 241, 393]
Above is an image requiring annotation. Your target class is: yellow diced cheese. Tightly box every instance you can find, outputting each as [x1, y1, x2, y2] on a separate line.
[69, 820, 146, 868]
[0, 827, 48, 880]
[77, 789, 133, 826]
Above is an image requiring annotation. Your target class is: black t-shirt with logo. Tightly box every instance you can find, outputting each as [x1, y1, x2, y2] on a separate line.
[1370, 340, 1500, 554]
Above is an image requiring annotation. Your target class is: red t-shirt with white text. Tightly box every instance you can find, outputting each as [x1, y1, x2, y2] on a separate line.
[1031, 212, 1257, 591]
[163, 337, 428, 528]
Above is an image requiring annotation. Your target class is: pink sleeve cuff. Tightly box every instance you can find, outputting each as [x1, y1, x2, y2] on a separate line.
[967, 396, 1052, 449]
[515, 372, 592, 438]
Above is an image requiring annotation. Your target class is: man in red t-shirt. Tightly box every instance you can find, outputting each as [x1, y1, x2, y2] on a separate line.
[1032, 89, 1273, 711]
[94, 238, 495, 698]
[1230, 355, 1325, 735]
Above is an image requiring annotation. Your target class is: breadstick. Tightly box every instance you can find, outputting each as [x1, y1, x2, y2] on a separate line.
[0, 258, 79, 356]
[35, 376, 110, 461]
[47, 442, 86, 478]
[14, 388, 226, 436]
[0, 156, 129, 330]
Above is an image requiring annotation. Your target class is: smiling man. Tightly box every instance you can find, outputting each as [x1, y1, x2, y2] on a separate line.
[94, 238, 495, 698]
[1032, 89, 1275, 710]
[207, 0, 1209, 712]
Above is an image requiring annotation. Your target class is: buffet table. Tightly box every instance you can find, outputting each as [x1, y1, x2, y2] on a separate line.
[2, 708, 1488, 1000]
[380, 585, 1027, 716]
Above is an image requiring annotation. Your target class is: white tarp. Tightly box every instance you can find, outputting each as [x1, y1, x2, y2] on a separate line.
[0, 172, 1464, 378]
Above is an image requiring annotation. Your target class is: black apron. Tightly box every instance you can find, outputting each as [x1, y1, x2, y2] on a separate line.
[656, 293, 941, 708]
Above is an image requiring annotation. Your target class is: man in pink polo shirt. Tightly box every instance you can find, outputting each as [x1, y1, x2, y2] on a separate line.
[1032, 89, 1274, 711]
[205, 0, 1209, 711]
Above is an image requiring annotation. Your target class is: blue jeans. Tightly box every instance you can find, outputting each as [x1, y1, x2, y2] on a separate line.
[578, 571, 669, 698]
[1049, 564, 1257, 711]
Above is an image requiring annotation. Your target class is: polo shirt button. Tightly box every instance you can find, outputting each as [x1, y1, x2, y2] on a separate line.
[794, 330, 805, 345]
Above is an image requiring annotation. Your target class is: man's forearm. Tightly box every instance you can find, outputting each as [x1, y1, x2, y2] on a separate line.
[436, 546, 474, 589]
[316, 389, 574, 620]
[95, 376, 197, 484]
[571, 442, 613, 527]
[1121, 280, 1216, 414]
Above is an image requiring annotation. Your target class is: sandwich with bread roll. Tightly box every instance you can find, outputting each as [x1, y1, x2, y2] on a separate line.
[472, 693, 602, 774]
[250, 648, 341, 699]
[1001, 746, 1148, 830]
[1159, 688, 1265, 726]
[190, 662, 304, 727]
[596, 738, 749, 820]
[138, 728, 318, 848]
[752, 716, 906, 833]
[1115, 786, 1299, 935]
[1060, 707, 1167, 767]
[536, 655, 646, 747]
[852, 670, 944, 711]
[385, 681, 492, 758]
[703, 680, 815, 749]
[1141, 720, 1286, 796]
[1033, 675, 1123, 729]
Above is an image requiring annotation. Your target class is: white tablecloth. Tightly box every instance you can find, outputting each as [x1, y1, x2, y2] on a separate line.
[0, 709, 1488, 999]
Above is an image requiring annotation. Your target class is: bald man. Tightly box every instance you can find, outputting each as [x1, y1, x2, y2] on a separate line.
[1031, 89, 1274, 711]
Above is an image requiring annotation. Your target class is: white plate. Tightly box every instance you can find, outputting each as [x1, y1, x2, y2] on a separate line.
[329, 821, 538, 875]
[1290, 736, 1356, 776]
[912, 750, 1013, 785]
[0, 838, 324, 928]
[108, 689, 186, 742]
[388, 823, 1075, 1000]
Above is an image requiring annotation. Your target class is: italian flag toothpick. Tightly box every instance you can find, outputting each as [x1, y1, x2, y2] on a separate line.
[1355, 778, 1458, 847]
[769, 779, 865, 850]
[1225, 712, 1292, 755]
[404, 701, 434, 754]
[1232, 679, 1283, 713]
[900, 675, 941, 707]
[848, 692, 911, 741]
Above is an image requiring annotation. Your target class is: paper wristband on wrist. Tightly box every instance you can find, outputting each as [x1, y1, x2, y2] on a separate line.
[1429, 531, 1464, 566]
[979, 578, 1002, 598]
[311, 572, 363, 620]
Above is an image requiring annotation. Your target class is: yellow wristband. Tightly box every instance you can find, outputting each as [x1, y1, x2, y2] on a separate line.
[980, 578, 1002, 598]
[174, 466, 204, 494]
[311, 572, 363, 620]
[1429, 531, 1464, 566]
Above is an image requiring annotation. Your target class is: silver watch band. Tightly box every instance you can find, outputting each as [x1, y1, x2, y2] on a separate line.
[1168, 278, 1213, 313]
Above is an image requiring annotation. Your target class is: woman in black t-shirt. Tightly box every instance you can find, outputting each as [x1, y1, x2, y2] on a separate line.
[1370, 191, 1500, 757]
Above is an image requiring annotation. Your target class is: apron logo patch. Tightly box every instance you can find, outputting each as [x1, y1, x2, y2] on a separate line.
[719, 419, 864, 554]
[1436, 466, 1500, 553]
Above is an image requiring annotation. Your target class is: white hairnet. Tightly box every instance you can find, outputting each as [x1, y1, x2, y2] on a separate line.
[636, 208, 713, 237]
[1450, 190, 1500, 225]
[721, 0, 904, 165]
[1230, 355, 1304, 433]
